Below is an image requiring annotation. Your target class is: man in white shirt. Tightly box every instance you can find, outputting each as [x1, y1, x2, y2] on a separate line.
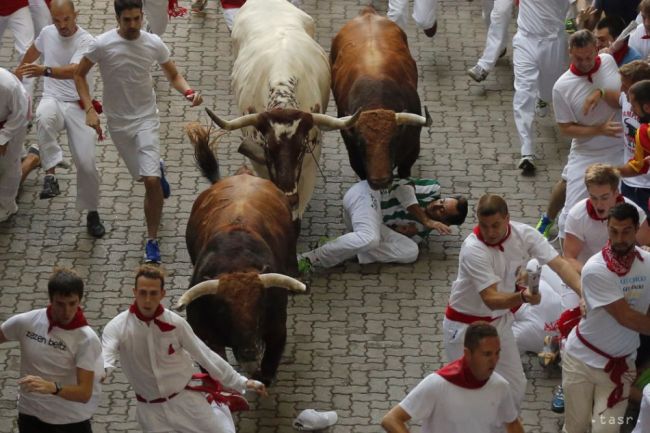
[16, 0, 105, 238]
[102, 265, 267, 433]
[628, 0, 650, 60]
[381, 322, 524, 433]
[443, 194, 581, 410]
[511, 0, 573, 174]
[387, 0, 438, 38]
[562, 202, 650, 433]
[74, 0, 203, 263]
[0, 267, 103, 433]
[553, 29, 624, 238]
[0, 67, 30, 222]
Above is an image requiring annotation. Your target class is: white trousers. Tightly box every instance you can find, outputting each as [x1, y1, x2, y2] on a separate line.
[477, 0, 513, 72]
[0, 124, 27, 210]
[512, 30, 568, 157]
[309, 181, 419, 268]
[443, 313, 527, 411]
[562, 352, 635, 433]
[143, 0, 169, 36]
[387, 0, 437, 31]
[28, 0, 51, 36]
[557, 147, 623, 237]
[0, 8, 35, 99]
[136, 389, 236, 433]
[36, 97, 100, 211]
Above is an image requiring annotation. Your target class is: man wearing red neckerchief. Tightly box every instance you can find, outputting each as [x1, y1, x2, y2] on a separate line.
[382, 323, 524, 433]
[594, 16, 642, 67]
[444, 194, 581, 412]
[102, 265, 267, 433]
[562, 203, 650, 433]
[629, 0, 650, 60]
[0, 268, 102, 432]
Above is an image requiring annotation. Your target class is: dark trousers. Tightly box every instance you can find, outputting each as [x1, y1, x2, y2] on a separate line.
[621, 183, 650, 217]
[18, 413, 93, 433]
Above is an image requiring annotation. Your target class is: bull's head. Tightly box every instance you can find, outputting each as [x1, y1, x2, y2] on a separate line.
[354, 107, 431, 190]
[175, 272, 305, 373]
[205, 108, 359, 211]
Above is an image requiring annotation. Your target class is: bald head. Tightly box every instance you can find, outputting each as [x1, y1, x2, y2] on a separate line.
[50, 0, 78, 37]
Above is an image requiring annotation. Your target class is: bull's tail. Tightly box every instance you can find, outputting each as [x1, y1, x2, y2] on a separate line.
[185, 122, 221, 184]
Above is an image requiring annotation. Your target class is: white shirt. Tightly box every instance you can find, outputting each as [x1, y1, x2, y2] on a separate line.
[565, 248, 650, 368]
[632, 385, 650, 433]
[629, 25, 650, 61]
[553, 54, 622, 155]
[620, 93, 650, 189]
[102, 308, 248, 401]
[83, 29, 169, 124]
[0, 309, 103, 424]
[34, 24, 95, 101]
[400, 371, 518, 433]
[448, 221, 559, 318]
[0, 67, 29, 145]
[516, 0, 571, 38]
[565, 197, 646, 264]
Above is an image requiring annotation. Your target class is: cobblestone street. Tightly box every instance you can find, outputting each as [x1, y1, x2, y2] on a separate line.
[0, 0, 570, 431]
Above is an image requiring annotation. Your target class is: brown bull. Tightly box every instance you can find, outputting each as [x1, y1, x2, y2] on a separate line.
[330, 6, 431, 190]
[177, 124, 305, 386]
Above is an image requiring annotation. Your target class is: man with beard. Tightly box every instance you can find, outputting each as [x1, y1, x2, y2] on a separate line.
[594, 16, 642, 67]
[74, 0, 203, 263]
[562, 203, 650, 433]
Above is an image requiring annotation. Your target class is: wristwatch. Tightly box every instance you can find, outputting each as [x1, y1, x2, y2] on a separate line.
[44, 67, 52, 77]
[52, 381, 62, 395]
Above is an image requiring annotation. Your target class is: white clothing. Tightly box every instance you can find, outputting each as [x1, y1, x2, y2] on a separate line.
[621, 94, 650, 190]
[517, 0, 570, 38]
[306, 181, 419, 267]
[0, 6, 33, 56]
[513, 275, 564, 354]
[565, 197, 646, 264]
[108, 117, 162, 179]
[0, 308, 103, 424]
[564, 248, 650, 369]
[83, 29, 170, 124]
[477, 0, 513, 72]
[223, 7, 238, 31]
[448, 221, 559, 319]
[387, 0, 437, 31]
[629, 25, 650, 61]
[143, 0, 169, 36]
[0, 68, 29, 211]
[28, 0, 50, 36]
[34, 25, 95, 102]
[399, 370, 518, 433]
[102, 308, 247, 432]
[632, 385, 650, 433]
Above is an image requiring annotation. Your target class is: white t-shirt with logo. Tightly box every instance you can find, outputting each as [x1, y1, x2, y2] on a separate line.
[83, 29, 170, 125]
[399, 371, 518, 433]
[0, 309, 103, 424]
[620, 93, 650, 189]
[565, 197, 646, 264]
[565, 248, 650, 368]
[34, 24, 95, 101]
[553, 54, 622, 155]
[448, 221, 559, 319]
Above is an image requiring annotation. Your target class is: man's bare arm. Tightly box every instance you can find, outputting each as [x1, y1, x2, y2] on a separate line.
[381, 405, 412, 433]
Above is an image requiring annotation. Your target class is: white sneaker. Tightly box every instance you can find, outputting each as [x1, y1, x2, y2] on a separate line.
[535, 99, 549, 117]
[467, 64, 489, 82]
[0, 201, 18, 222]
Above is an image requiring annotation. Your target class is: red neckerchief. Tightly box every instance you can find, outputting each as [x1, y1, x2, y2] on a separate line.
[586, 195, 625, 221]
[129, 303, 176, 332]
[473, 224, 511, 252]
[437, 356, 489, 389]
[642, 34, 650, 40]
[601, 242, 644, 277]
[570, 56, 602, 83]
[612, 40, 630, 66]
[46, 306, 88, 333]
[167, 0, 187, 17]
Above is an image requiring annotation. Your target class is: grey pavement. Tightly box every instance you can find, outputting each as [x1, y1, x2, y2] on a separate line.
[0, 0, 568, 432]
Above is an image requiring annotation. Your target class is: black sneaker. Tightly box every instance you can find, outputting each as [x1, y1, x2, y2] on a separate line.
[86, 211, 106, 238]
[517, 155, 536, 176]
[40, 174, 60, 199]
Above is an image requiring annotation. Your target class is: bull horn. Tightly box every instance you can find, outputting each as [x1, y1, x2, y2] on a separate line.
[311, 109, 360, 131]
[206, 108, 259, 131]
[258, 273, 306, 292]
[394, 108, 430, 127]
[173, 280, 221, 311]
[238, 137, 266, 164]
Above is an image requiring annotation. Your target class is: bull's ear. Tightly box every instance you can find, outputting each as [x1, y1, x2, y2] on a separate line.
[237, 138, 265, 164]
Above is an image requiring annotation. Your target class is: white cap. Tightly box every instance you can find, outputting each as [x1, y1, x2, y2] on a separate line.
[293, 409, 338, 431]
